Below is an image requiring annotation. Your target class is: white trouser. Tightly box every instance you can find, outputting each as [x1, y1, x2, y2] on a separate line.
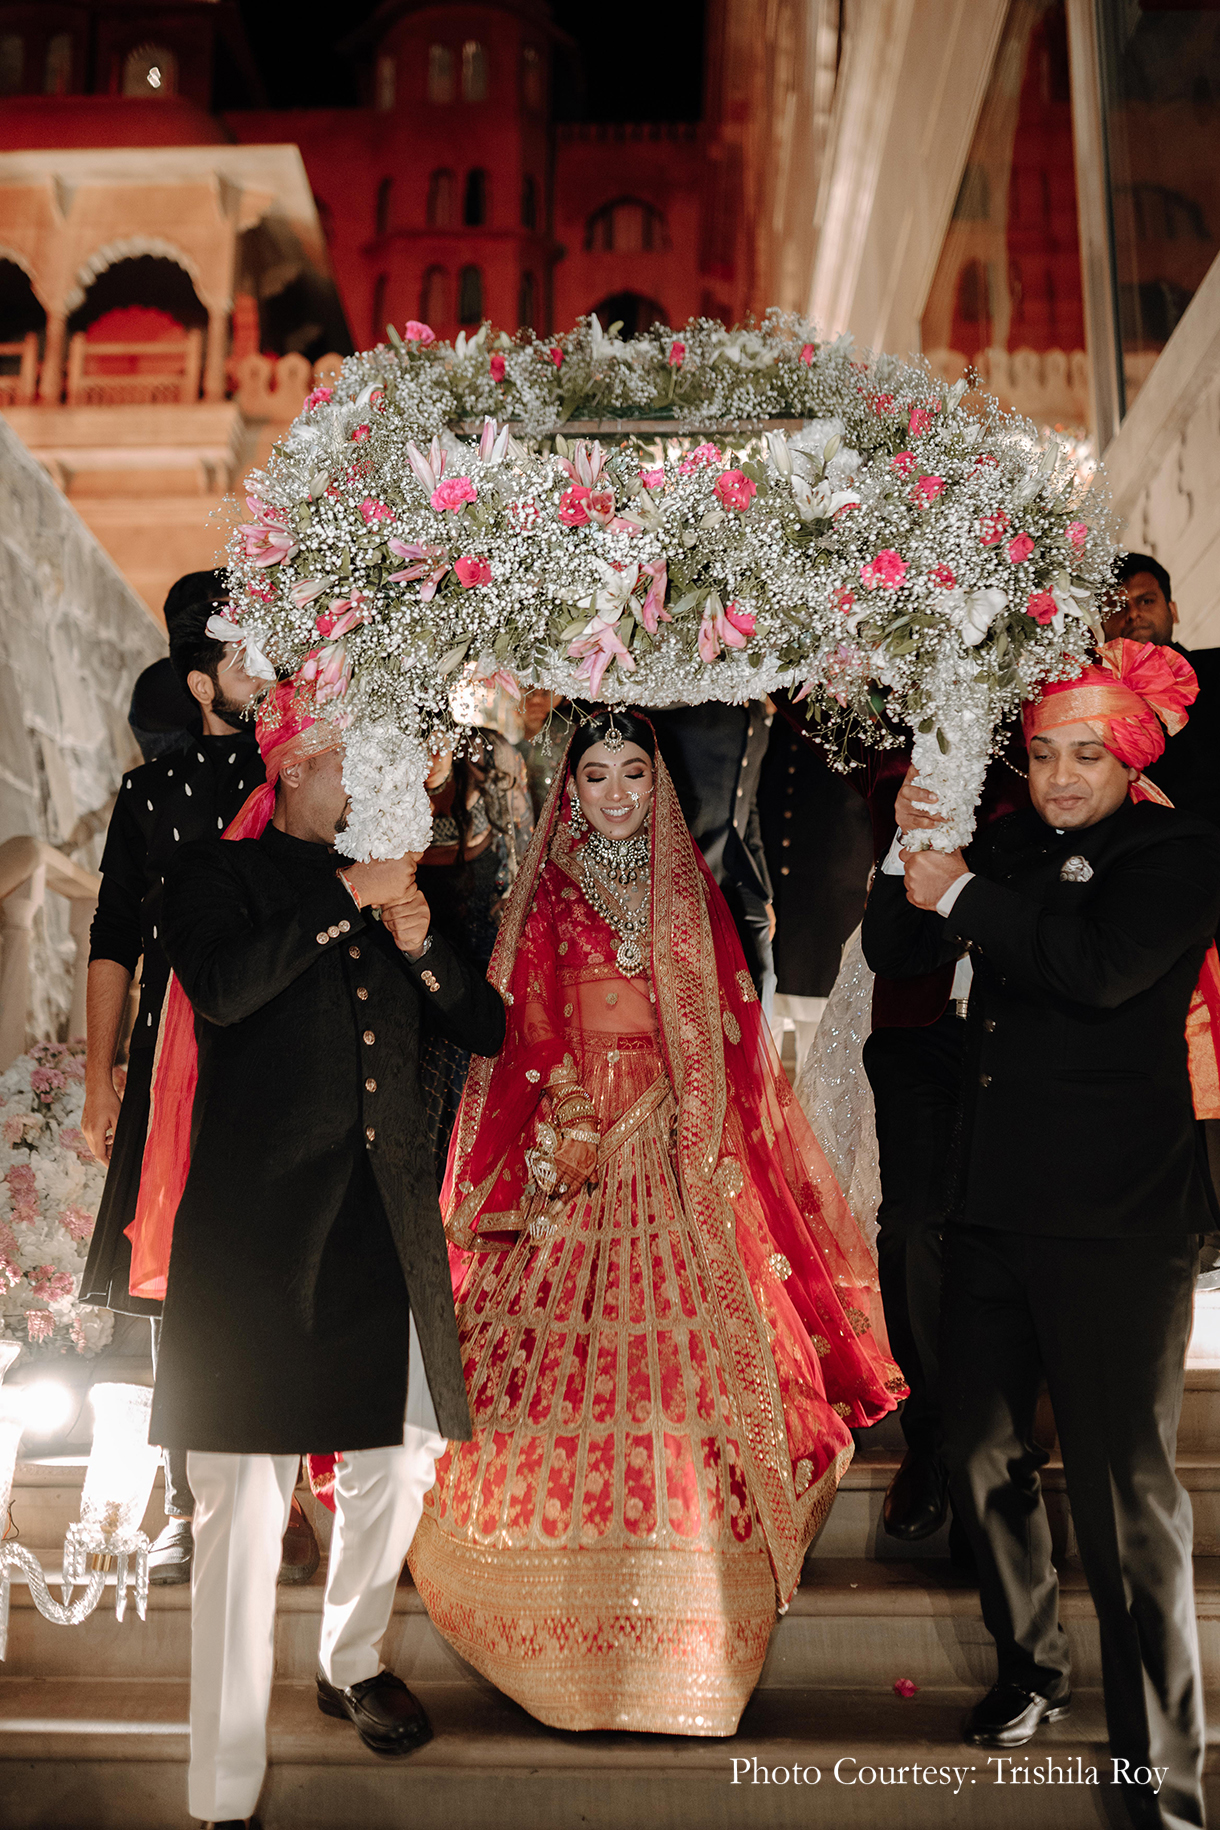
[185, 1337, 444, 1821]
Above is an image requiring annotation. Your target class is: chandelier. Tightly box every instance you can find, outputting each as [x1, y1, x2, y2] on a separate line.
[0, 1380, 161, 1658]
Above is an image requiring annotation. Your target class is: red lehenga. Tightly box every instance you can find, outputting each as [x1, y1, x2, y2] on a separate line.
[407, 750, 903, 1736]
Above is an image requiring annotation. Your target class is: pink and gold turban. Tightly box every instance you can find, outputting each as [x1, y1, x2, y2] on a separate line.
[1022, 638, 1198, 805]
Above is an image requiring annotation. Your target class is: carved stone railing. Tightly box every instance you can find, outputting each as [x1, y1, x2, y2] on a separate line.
[0, 839, 101, 1073]
[924, 346, 1090, 430]
[231, 351, 346, 423]
[0, 335, 40, 408]
[65, 331, 204, 408]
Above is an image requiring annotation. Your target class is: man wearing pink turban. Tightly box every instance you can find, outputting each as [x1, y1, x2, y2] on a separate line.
[863, 639, 1220, 1830]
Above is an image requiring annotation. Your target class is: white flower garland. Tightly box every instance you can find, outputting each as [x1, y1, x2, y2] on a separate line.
[1, 1043, 113, 1361]
[222, 314, 1117, 858]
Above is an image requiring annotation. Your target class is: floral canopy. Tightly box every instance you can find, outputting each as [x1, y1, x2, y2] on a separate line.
[220, 312, 1117, 857]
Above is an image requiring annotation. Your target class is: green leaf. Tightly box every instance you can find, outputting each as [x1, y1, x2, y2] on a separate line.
[936, 728, 951, 754]
[493, 630, 513, 659]
[386, 324, 403, 351]
[918, 717, 935, 733]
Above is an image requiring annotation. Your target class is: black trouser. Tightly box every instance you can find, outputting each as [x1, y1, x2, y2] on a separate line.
[861, 1010, 965, 1458]
[149, 1317, 194, 1519]
[942, 1224, 1204, 1830]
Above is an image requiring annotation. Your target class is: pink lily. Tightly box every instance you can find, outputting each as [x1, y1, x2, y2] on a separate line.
[567, 618, 636, 696]
[472, 653, 522, 701]
[554, 440, 607, 487]
[478, 416, 511, 465]
[406, 436, 447, 495]
[587, 488, 617, 527]
[314, 594, 369, 641]
[387, 538, 451, 599]
[638, 560, 670, 634]
[697, 597, 755, 663]
[240, 495, 298, 568]
[289, 577, 329, 608]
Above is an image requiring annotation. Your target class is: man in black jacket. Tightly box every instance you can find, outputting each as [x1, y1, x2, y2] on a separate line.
[152, 685, 505, 1829]
[81, 570, 270, 1584]
[863, 643, 1220, 1830]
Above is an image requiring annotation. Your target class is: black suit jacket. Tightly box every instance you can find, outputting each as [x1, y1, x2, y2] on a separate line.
[650, 703, 774, 903]
[1146, 644, 1220, 835]
[149, 824, 505, 1454]
[862, 800, 1220, 1237]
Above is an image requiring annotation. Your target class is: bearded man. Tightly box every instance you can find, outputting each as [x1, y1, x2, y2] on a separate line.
[146, 680, 505, 1830]
[863, 640, 1220, 1830]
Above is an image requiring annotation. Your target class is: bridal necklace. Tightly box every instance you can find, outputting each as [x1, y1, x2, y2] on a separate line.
[580, 819, 651, 976]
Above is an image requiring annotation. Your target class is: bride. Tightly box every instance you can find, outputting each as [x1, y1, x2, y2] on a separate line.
[408, 709, 903, 1736]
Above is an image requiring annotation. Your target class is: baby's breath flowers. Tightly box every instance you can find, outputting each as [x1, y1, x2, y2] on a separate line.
[223, 315, 1118, 858]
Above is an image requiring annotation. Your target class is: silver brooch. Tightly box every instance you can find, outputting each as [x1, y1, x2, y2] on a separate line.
[1060, 855, 1093, 883]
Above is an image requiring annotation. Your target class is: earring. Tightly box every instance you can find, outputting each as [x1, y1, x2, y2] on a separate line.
[568, 787, 588, 839]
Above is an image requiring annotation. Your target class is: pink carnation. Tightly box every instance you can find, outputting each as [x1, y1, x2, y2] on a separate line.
[929, 564, 957, 589]
[908, 407, 934, 437]
[30, 1266, 73, 1302]
[860, 549, 907, 591]
[799, 343, 815, 365]
[431, 476, 477, 513]
[550, 346, 564, 367]
[911, 475, 944, 508]
[639, 467, 665, 490]
[1006, 532, 1035, 565]
[890, 451, 916, 478]
[978, 510, 1010, 547]
[490, 354, 506, 383]
[0, 1256, 19, 1295]
[893, 1678, 919, 1699]
[871, 393, 895, 415]
[26, 1310, 54, 1343]
[6, 1163, 38, 1223]
[303, 385, 333, 412]
[454, 556, 492, 589]
[403, 321, 435, 344]
[558, 484, 592, 527]
[1026, 591, 1058, 625]
[2, 1117, 23, 1146]
[358, 498, 393, 526]
[59, 1205, 94, 1243]
[58, 1127, 94, 1164]
[713, 469, 757, 513]
[369, 388, 386, 412]
[835, 587, 856, 615]
[350, 424, 371, 443]
[1065, 520, 1088, 552]
[668, 340, 686, 367]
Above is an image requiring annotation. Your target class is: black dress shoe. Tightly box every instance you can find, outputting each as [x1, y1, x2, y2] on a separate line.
[203, 1818, 260, 1827]
[883, 1450, 949, 1541]
[148, 1517, 194, 1586]
[316, 1670, 432, 1756]
[963, 1682, 1071, 1748]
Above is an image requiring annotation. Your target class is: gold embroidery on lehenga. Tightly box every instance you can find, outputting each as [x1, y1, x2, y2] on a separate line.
[843, 1306, 872, 1336]
[722, 1010, 742, 1045]
[736, 970, 757, 1003]
[765, 1252, 793, 1283]
[712, 1158, 744, 1199]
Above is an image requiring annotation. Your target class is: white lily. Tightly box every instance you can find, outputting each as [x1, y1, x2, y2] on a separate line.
[791, 475, 861, 521]
[945, 586, 1008, 647]
[589, 316, 629, 361]
[764, 431, 793, 477]
[573, 559, 640, 626]
[205, 614, 276, 680]
[478, 416, 511, 466]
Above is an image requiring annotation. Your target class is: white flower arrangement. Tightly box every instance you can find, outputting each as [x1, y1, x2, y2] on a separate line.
[0, 1043, 113, 1360]
[221, 314, 1117, 857]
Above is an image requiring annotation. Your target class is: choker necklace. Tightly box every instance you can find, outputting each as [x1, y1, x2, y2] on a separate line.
[582, 825, 649, 887]
[581, 822, 650, 975]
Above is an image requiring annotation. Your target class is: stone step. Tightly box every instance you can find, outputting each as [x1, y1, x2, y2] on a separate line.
[6, 1554, 1220, 1693]
[0, 1676, 1216, 1829]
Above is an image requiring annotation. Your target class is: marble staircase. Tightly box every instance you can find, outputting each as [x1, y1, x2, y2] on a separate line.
[4, 1307, 1220, 1826]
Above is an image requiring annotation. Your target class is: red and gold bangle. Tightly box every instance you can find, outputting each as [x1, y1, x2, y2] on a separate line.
[336, 867, 362, 910]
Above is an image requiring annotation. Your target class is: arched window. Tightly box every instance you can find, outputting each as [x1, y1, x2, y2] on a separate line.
[375, 177, 393, 238]
[44, 32, 71, 95]
[375, 55, 396, 112]
[0, 34, 23, 96]
[421, 266, 448, 327]
[427, 170, 455, 229]
[458, 265, 483, 325]
[521, 174, 537, 231]
[0, 258, 46, 344]
[463, 169, 488, 228]
[518, 271, 536, 332]
[123, 42, 176, 96]
[427, 43, 454, 104]
[591, 292, 666, 338]
[371, 274, 388, 345]
[585, 199, 667, 253]
[522, 44, 543, 110]
[461, 40, 487, 102]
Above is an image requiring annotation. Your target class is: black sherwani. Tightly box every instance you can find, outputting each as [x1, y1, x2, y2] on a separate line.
[149, 824, 505, 1455]
[81, 733, 264, 1316]
[864, 799, 1220, 1829]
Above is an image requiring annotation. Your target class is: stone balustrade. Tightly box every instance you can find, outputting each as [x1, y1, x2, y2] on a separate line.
[2, 343, 347, 420]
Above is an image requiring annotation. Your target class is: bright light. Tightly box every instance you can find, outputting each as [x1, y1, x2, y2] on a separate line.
[18, 1381, 77, 1437]
[146, 65, 162, 90]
